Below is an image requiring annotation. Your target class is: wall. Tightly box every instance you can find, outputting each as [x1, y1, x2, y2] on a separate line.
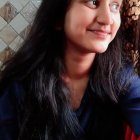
[0, 0, 41, 64]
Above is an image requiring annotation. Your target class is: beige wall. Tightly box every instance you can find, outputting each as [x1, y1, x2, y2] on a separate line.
[0, 0, 41, 64]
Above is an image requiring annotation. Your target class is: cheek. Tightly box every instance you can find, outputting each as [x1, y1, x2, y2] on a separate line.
[64, 11, 79, 32]
[64, 6, 94, 33]
[64, 14, 86, 39]
[65, 14, 89, 30]
[110, 16, 121, 41]
[113, 16, 121, 33]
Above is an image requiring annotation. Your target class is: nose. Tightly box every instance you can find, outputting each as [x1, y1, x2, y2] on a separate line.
[96, 5, 113, 25]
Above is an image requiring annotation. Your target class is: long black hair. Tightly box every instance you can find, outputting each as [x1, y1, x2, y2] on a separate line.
[0, 0, 131, 139]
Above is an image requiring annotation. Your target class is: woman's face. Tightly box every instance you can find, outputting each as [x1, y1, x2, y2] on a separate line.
[64, 0, 122, 54]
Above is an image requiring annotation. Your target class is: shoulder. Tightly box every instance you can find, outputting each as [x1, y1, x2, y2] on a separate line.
[121, 64, 140, 99]
[119, 65, 140, 136]
[119, 64, 139, 87]
[0, 81, 25, 139]
[0, 81, 25, 120]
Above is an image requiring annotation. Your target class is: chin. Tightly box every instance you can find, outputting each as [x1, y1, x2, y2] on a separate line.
[89, 40, 110, 53]
[93, 45, 109, 53]
[96, 49, 108, 54]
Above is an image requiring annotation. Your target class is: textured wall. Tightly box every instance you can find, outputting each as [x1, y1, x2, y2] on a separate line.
[0, 0, 41, 64]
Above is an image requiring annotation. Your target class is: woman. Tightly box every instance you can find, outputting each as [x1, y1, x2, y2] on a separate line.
[0, 0, 140, 139]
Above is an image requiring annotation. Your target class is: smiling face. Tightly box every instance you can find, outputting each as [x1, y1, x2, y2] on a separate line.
[64, 0, 122, 54]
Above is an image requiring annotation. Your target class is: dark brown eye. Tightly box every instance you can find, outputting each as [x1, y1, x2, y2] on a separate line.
[92, 0, 98, 5]
[110, 2, 120, 13]
[85, 0, 99, 9]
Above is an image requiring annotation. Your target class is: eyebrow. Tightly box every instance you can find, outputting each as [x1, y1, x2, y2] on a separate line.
[111, 0, 123, 5]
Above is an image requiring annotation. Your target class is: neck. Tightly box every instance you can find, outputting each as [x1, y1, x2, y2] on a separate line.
[63, 45, 96, 109]
[64, 45, 96, 80]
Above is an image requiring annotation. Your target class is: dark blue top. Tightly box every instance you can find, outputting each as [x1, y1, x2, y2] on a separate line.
[120, 69, 140, 136]
[0, 68, 140, 139]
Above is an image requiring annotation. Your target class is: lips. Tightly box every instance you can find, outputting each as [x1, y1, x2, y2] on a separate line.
[87, 29, 111, 39]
